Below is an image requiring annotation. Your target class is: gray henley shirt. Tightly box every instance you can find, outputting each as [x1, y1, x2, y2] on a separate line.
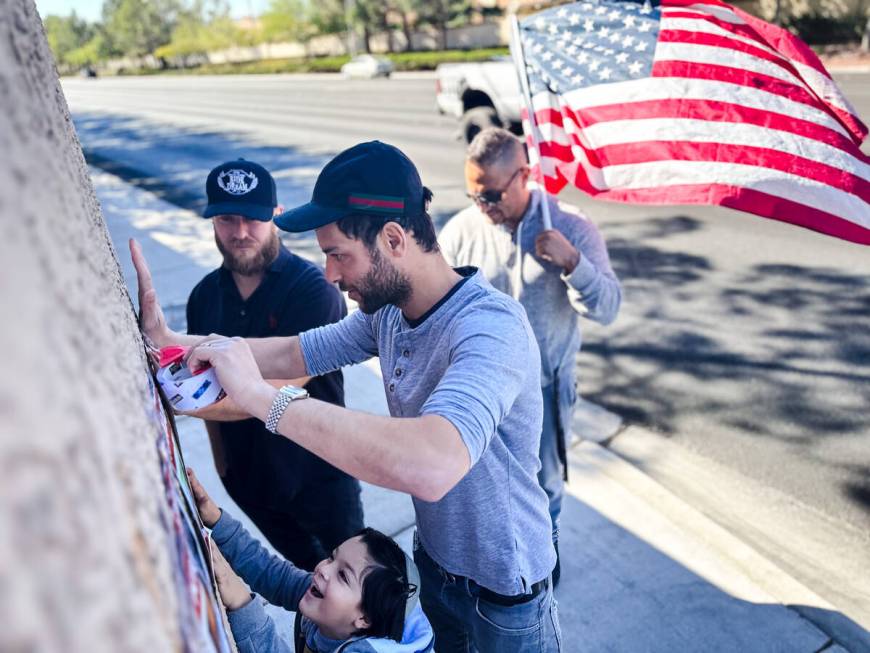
[299, 269, 555, 595]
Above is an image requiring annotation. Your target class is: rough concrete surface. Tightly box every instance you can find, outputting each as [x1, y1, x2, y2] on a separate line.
[0, 2, 215, 650]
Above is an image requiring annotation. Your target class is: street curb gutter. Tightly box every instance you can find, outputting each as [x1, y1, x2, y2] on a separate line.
[567, 439, 835, 610]
[567, 429, 870, 650]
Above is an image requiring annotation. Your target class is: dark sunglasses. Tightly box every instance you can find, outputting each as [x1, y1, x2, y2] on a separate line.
[466, 167, 524, 206]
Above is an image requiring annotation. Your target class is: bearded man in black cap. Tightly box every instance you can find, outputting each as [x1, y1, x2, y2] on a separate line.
[184, 158, 363, 571]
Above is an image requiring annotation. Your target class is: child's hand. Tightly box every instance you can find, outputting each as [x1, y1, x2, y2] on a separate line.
[210, 541, 252, 611]
[187, 468, 221, 527]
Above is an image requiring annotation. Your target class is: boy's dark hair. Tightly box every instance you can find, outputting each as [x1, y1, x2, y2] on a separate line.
[334, 188, 439, 254]
[355, 527, 417, 642]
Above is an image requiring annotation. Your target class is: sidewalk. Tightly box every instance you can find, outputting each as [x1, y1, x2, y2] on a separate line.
[98, 168, 856, 651]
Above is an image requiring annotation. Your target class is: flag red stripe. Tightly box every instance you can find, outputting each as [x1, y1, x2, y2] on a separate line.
[535, 100, 868, 162]
[661, 0, 836, 78]
[729, 4, 832, 78]
[651, 61, 856, 141]
[653, 60, 823, 109]
[531, 163, 569, 194]
[660, 0, 738, 11]
[724, 188, 870, 243]
[568, 181, 870, 244]
[658, 29, 801, 79]
[593, 141, 870, 200]
[659, 13, 786, 57]
[657, 25, 865, 139]
[537, 139, 575, 163]
[534, 135, 869, 201]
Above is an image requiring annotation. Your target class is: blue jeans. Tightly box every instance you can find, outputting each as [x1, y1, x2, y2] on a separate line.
[537, 383, 564, 542]
[414, 538, 562, 653]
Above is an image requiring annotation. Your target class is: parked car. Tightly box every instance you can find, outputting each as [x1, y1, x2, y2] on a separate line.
[435, 56, 524, 143]
[340, 55, 394, 79]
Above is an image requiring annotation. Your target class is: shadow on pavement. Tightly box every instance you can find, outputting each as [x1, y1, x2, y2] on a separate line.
[557, 491, 867, 651]
[73, 111, 335, 219]
[579, 214, 870, 514]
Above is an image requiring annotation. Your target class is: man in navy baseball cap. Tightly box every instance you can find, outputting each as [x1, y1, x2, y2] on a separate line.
[274, 141, 439, 314]
[275, 141, 430, 232]
[205, 158, 278, 221]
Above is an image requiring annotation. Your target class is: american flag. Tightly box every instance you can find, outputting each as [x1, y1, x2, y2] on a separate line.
[516, 0, 870, 245]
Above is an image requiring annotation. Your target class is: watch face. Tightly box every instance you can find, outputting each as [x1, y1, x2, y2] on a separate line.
[281, 385, 308, 400]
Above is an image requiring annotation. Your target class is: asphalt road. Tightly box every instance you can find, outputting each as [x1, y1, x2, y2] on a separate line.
[62, 72, 870, 617]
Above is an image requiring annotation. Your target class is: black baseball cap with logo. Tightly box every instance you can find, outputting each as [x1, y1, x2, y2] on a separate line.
[275, 141, 427, 232]
[204, 158, 277, 222]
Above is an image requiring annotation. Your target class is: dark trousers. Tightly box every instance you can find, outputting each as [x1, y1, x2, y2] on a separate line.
[224, 472, 364, 571]
[414, 538, 562, 653]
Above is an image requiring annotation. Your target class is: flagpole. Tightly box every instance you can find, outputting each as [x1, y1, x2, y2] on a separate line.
[509, 13, 553, 231]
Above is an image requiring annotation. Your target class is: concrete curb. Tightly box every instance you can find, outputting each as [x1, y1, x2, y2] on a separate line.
[568, 437, 835, 610]
[603, 425, 870, 651]
[563, 438, 844, 650]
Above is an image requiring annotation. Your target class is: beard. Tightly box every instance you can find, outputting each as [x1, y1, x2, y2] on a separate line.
[342, 248, 412, 314]
[216, 230, 280, 276]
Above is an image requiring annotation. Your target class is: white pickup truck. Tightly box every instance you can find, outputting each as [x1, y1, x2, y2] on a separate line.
[435, 56, 525, 144]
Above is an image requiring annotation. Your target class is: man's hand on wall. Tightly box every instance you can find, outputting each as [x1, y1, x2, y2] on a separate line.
[130, 238, 174, 348]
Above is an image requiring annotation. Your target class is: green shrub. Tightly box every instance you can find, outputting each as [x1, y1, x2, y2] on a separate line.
[388, 48, 509, 70]
[114, 47, 511, 76]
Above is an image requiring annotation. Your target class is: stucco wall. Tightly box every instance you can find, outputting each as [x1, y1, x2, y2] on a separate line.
[0, 1, 208, 650]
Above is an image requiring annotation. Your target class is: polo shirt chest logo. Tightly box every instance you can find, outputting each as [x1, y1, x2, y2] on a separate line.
[217, 168, 259, 195]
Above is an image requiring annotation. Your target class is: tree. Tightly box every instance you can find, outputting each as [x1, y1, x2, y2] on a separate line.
[66, 32, 112, 67]
[352, 0, 390, 52]
[155, 1, 250, 61]
[391, 0, 417, 51]
[102, 0, 183, 58]
[43, 12, 93, 67]
[307, 0, 348, 50]
[414, 0, 473, 51]
[261, 0, 313, 44]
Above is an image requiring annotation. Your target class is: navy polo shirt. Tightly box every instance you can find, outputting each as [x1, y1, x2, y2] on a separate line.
[186, 245, 350, 504]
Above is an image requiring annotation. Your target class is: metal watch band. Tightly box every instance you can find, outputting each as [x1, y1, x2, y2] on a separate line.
[265, 385, 308, 434]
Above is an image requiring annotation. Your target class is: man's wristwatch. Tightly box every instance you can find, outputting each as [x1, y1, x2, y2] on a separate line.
[265, 385, 309, 434]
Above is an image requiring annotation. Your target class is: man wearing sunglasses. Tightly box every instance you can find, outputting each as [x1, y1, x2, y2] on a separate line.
[440, 128, 622, 587]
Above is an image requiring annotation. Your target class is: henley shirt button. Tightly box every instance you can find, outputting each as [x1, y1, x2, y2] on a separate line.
[240, 309, 246, 316]
[388, 383, 395, 392]
[395, 369, 402, 377]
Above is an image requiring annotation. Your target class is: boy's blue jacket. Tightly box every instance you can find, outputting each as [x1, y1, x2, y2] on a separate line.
[212, 510, 434, 653]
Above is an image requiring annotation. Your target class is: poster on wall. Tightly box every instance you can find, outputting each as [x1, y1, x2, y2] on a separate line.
[144, 358, 234, 653]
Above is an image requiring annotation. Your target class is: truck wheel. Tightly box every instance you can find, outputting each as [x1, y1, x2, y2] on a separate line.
[461, 106, 502, 144]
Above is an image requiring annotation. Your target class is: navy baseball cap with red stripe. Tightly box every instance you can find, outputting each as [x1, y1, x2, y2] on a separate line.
[274, 141, 427, 232]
